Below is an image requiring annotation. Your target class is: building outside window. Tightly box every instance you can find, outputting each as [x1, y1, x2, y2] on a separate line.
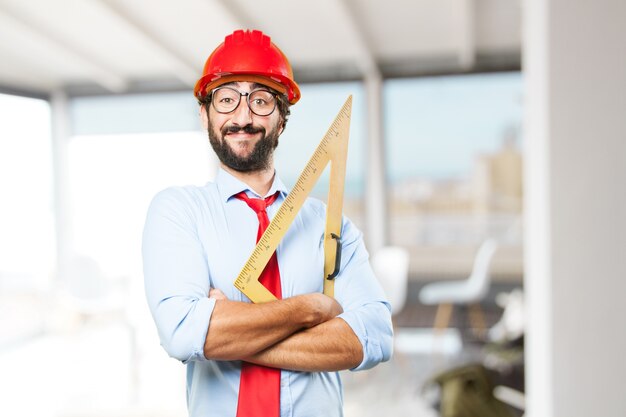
[384, 72, 523, 281]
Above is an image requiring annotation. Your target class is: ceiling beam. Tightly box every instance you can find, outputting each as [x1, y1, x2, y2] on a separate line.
[459, 0, 476, 69]
[0, 40, 57, 93]
[0, 5, 127, 93]
[336, 0, 380, 78]
[95, 0, 199, 86]
[210, 0, 256, 31]
[0, 83, 49, 100]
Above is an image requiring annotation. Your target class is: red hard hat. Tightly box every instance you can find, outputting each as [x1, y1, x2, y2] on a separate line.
[194, 30, 301, 105]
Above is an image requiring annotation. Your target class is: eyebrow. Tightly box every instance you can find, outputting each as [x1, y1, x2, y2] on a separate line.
[222, 81, 273, 92]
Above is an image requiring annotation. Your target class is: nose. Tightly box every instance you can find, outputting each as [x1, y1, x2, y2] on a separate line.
[229, 96, 253, 126]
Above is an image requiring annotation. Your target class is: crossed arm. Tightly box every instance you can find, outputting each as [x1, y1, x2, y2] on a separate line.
[203, 289, 363, 372]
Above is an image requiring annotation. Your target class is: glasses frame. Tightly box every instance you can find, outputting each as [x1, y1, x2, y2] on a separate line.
[210, 86, 278, 117]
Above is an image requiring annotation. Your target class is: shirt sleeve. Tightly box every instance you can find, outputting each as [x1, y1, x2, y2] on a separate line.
[334, 217, 394, 371]
[142, 187, 215, 363]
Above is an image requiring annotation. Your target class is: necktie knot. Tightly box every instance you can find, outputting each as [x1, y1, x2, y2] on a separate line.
[234, 191, 280, 242]
[235, 191, 279, 214]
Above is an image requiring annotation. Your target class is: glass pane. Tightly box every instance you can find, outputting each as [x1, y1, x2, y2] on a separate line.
[385, 72, 523, 279]
[276, 82, 365, 228]
[62, 131, 214, 414]
[67, 132, 216, 279]
[0, 94, 54, 291]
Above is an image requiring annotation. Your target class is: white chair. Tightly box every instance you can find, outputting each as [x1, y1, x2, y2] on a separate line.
[418, 239, 498, 333]
[371, 246, 410, 316]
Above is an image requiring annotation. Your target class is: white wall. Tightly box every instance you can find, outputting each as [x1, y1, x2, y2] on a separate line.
[524, 1, 626, 416]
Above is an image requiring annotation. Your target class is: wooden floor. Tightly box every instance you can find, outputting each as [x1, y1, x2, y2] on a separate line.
[394, 301, 503, 330]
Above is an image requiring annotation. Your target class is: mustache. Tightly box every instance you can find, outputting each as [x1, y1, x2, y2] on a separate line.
[222, 124, 265, 135]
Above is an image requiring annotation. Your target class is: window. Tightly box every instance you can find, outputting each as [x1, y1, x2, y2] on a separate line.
[384, 73, 523, 278]
[0, 94, 54, 291]
[276, 82, 366, 228]
[67, 131, 215, 279]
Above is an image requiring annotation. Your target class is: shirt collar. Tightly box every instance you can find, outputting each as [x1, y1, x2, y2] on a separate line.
[216, 167, 289, 203]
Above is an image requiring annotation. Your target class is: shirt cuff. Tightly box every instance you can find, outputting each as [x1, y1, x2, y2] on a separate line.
[157, 296, 217, 364]
[337, 302, 393, 371]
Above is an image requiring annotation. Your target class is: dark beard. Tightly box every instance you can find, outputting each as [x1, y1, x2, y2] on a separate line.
[208, 120, 279, 172]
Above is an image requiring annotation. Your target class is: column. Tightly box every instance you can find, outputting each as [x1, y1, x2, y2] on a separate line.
[364, 71, 387, 255]
[524, 1, 626, 416]
[50, 90, 74, 282]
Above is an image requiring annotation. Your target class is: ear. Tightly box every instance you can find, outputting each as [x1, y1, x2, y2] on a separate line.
[199, 105, 209, 130]
[278, 117, 286, 136]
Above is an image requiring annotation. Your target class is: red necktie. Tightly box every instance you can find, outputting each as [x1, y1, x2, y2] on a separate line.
[234, 191, 281, 417]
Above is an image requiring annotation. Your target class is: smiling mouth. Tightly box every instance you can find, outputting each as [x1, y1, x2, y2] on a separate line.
[226, 131, 258, 137]
[224, 132, 261, 147]
[223, 124, 265, 136]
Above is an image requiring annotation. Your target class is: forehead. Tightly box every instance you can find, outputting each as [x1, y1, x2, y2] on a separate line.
[220, 81, 271, 91]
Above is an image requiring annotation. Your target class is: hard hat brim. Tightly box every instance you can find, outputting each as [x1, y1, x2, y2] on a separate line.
[195, 73, 298, 104]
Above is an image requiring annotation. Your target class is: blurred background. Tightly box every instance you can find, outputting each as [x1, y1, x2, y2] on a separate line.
[0, 1, 624, 416]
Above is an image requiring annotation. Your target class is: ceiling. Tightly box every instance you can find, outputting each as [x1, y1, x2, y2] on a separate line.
[0, 0, 521, 98]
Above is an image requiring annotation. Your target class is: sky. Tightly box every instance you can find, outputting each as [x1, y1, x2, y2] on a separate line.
[277, 72, 523, 196]
[384, 72, 523, 181]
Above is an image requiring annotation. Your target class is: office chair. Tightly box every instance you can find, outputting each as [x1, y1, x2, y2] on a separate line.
[418, 239, 498, 335]
[371, 246, 410, 316]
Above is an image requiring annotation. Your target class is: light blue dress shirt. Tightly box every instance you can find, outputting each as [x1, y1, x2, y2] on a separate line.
[143, 168, 393, 417]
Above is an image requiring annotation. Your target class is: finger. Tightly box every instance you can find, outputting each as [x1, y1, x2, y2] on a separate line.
[209, 288, 228, 300]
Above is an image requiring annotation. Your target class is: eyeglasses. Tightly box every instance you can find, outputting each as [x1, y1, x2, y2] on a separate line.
[210, 86, 278, 116]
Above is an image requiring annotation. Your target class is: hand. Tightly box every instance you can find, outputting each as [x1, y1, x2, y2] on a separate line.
[209, 288, 228, 301]
[208, 288, 340, 328]
[300, 293, 343, 328]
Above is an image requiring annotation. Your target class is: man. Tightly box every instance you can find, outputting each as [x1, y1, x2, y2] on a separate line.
[143, 29, 393, 417]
